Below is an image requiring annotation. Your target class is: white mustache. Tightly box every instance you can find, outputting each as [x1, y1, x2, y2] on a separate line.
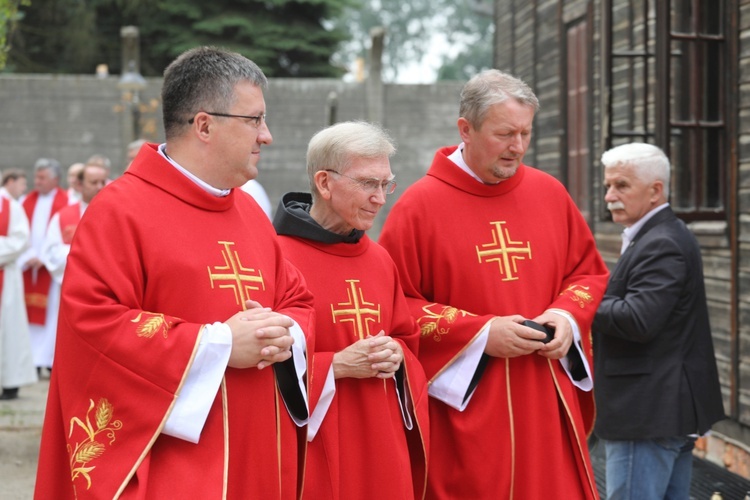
[607, 202, 626, 211]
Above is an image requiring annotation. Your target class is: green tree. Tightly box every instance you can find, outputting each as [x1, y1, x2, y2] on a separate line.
[332, 0, 493, 82]
[0, 0, 29, 70]
[6, 0, 351, 77]
[436, 8, 493, 82]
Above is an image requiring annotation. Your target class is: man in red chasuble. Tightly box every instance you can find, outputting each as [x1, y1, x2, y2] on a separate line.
[273, 122, 429, 499]
[379, 70, 609, 499]
[35, 47, 314, 499]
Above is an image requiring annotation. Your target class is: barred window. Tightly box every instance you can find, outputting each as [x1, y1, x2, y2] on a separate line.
[604, 0, 727, 220]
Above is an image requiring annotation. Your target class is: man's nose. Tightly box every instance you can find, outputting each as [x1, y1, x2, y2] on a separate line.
[257, 122, 273, 145]
[370, 186, 387, 205]
[509, 134, 524, 152]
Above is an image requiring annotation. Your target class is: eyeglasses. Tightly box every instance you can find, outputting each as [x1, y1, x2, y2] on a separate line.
[324, 169, 397, 195]
[188, 112, 266, 127]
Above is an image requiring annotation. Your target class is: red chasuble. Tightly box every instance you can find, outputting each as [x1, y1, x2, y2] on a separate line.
[22, 188, 68, 325]
[277, 233, 430, 500]
[379, 146, 609, 500]
[57, 202, 82, 244]
[0, 196, 11, 300]
[35, 144, 314, 500]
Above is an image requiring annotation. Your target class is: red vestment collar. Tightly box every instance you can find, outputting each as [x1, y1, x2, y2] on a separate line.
[126, 143, 236, 212]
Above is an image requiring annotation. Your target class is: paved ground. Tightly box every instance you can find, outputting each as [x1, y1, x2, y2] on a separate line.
[5, 377, 750, 499]
[0, 378, 47, 499]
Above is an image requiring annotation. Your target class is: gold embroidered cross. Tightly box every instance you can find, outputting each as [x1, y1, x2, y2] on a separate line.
[207, 241, 265, 308]
[476, 221, 532, 281]
[330, 279, 381, 339]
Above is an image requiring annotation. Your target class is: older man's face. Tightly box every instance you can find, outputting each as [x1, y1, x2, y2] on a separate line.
[34, 168, 58, 195]
[604, 163, 661, 227]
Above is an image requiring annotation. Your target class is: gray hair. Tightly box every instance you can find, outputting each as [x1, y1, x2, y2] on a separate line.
[161, 46, 268, 139]
[459, 69, 539, 129]
[601, 142, 671, 198]
[307, 121, 396, 202]
[34, 158, 61, 179]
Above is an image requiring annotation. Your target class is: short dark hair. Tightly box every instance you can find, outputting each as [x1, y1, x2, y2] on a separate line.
[2, 168, 26, 187]
[78, 163, 107, 183]
[161, 46, 268, 139]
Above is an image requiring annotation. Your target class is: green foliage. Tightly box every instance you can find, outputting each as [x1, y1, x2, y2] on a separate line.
[436, 26, 493, 82]
[332, 0, 493, 82]
[6, 0, 352, 77]
[0, 0, 29, 70]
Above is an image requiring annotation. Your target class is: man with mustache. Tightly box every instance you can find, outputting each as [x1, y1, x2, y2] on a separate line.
[593, 142, 725, 499]
[379, 69, 609, 499]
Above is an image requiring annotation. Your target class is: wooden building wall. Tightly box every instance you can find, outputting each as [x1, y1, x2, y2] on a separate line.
[494, 0, 750, 470]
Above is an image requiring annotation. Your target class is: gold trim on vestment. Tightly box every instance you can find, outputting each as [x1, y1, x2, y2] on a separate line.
[427, 317, 493, 384]
[546, 359, 598, 498]
[113, 323, 206, 498]
[506, 359, 516, 499]
[222, 377, 229, 500]
[276, 386, 282, 496]
[404, 361, 429, 500]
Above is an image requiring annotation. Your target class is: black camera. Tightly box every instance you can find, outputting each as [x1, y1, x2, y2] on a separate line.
[522, 320, 555, 344]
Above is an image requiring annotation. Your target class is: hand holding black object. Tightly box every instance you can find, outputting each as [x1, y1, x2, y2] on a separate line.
[522, 319, 555, 344]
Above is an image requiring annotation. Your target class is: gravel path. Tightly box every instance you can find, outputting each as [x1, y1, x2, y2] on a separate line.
[0, 378, 48, 499]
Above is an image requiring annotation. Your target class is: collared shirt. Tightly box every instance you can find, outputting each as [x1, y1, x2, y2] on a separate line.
[621, 203, 670, 255]
[448, 143, 491, 183]
[158, 143, 231, 197]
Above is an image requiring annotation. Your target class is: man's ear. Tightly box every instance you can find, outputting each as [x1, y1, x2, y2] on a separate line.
[314, 170, 333, 200]
[457, 117, 473, 143]
[190, 112, 212, 143]
[651, 180, 665, 203]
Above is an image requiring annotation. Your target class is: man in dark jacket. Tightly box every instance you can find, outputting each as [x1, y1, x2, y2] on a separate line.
[593, 142, 725, 500]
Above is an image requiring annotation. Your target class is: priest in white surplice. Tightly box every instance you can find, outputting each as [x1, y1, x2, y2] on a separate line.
[0, 185, 37, 399]
[18, 159, 68, 375]
[42, 163, 108, 298]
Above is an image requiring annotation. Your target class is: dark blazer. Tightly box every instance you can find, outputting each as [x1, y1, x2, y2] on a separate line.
[592, 206, 725, 440]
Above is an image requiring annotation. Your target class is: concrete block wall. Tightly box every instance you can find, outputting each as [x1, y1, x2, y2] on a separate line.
[0, 75, 464, 237]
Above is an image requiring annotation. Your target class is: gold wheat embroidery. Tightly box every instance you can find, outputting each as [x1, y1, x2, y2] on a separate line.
[68, 398, 123, 490]
[131, 311, 173, 338]
[418, 304, 473, 342]
[561, 285, 593, 309]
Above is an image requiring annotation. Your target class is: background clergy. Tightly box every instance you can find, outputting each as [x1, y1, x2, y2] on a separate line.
[41, 163, 108, 287]
[19, 158, 68, 374]
[0, 183, 36, 400]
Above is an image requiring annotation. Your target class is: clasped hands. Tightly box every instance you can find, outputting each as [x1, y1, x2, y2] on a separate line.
[24, 257, 45, 271]
[332, 330, 403, 380]
[225, 300, 296, 370]
[484, 312, 573, 360]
